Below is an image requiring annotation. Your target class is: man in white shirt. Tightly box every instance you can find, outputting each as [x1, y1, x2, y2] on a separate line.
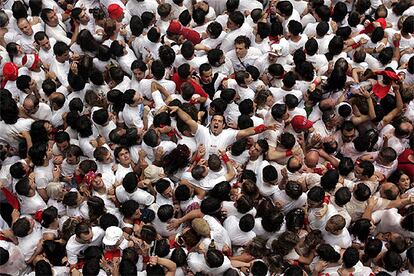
[34, 32, 56, 68]
[16, 18, 43, 54]
[220, 11, 254, 52]
[227, 36, 262, 72]
[66, 222, 105, 267]
[122, 89, 144, 129]
[22, 94, 52, 121]
[49, 41, 71, 87]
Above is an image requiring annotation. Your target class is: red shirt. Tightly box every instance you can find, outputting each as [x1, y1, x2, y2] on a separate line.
[398, 149, 414, 181]
[171, 73, 209, 99]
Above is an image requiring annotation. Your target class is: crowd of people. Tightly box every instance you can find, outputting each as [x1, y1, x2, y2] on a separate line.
[0, 0, 414, 275]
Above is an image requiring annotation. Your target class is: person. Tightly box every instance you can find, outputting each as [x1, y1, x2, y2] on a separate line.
[0, 1, 413, 275]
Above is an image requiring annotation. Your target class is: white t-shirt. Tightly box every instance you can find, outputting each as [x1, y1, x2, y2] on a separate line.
[223, 215, 256, 246]
[17, 219, 43, 261]
[66, 226, 105, 265]
[115, 185, 155, 206]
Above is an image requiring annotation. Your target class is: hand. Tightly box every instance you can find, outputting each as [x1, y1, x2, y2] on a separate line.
[53, 155, 64, 165]
[168, 106, 179, 114]
[154, 147, 164, 160]
[367, 196, 378, 208]
[360, 38, 368, 44]
[310, 134, 322, 145]
[149, 256, 159, 266]
[70, 62, 78, 75]
[281, 168, 288, 179]
[167, 218, 181, 230]
[71, 53, 80, 61]
[266, 124, 278, 131]
[393, 33, 401, 42]
[112, 164, 118, 172]
[359, 87, 371, 99]
[196, 144, 206, 158]
[90, 139, 98, 147]
[315, 260, 328, 272]
[52, 165, 61, 180]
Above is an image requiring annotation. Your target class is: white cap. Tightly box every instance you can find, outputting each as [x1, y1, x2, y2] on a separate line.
[102, 226, 123, 246]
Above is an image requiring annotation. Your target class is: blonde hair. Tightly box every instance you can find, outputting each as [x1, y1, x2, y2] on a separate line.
[46, 182, 63, 200]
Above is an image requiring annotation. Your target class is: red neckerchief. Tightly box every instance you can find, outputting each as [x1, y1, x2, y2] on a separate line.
[159, 124, 182, 139]
[104, 249, 121, 261]
[372, 82, 390, 99]
[269, 36, 280, 44]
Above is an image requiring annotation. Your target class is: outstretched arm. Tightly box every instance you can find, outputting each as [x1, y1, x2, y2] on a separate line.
[236, 124, 278, 140]
[168, 106, 199, 134]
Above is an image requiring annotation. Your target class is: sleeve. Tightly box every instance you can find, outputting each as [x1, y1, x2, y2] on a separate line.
[152, 90, 166, 111]
[66, 243, 79, 265]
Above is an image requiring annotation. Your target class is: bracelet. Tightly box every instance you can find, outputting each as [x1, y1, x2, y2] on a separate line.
[351, 42, 362, 49]
[254, 124, 266, 134]
[221, 153, 230, 163]
[285, 150, 293, 157]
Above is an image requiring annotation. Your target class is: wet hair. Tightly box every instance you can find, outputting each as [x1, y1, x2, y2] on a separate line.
[317, 244, 341, 263]
[354, 183, 371, 201]
[383, 250, 403, 272]
[320, 169, 339, 192]
[334, 187, 352, 206]
[99, 213, 119, 230]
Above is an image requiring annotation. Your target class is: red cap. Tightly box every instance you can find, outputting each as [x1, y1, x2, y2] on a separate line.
[291, 115, 313, 132]
[108, 4, 123, 20]
[375, 18, 387, 29]
[167, 20, 182, 35]
[1, 62, 19, 88]
[181, 27, 202, 44]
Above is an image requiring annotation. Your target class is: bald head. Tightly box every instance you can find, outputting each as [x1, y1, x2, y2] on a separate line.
[23, 95, 39, 114]
[380, 182, 400, 200]
[305, 150, 320, 168]
[50, 92, 65, 109]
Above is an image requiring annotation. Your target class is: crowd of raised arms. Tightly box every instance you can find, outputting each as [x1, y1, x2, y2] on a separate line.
[0, 0, 414, 275]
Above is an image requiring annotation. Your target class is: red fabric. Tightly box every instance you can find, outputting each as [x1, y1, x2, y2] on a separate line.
[376, 70, 400, 81]
[34, 210, 43, 223]
[398, 149, 414, 181]
[171, 73, 209, 98]
[108, 4, 123, 20]
[372, 83, 390, 99]
[313, 168, 324, 175]
[181, 28, 202, 44]
[167, 20, 182, 34]
[254, 124, 266, 134]
[1, 62, 19, 88]
[323, 195, 330, 204]
[1, 187, 19, 209]
[104, 249, 121, 261]
[291, 115, 313, 132]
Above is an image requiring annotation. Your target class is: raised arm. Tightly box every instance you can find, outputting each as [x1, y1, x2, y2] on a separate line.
[236, 123, 278, 140]
[168, 106, 199, 134]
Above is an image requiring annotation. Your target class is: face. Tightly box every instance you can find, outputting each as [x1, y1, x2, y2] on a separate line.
[201, 69, 213, 84]
[23, 100, 39, 115]
[248, 143, 262, 158]
[78, 10, 90, 24]
[102, 151, 113, 164]
[133, 91, 143, 105]
[162, 186, 173, 198]
[59, 50, 70, 62]
[268, 53, 279, 63]
[210, 115, 225, 135]
[57, 141, 69, 153]
[117, 148, 131, 165]
[67, 154, 79, 165]
[244, 73, 253, 85]
[133, 68, 145, 81]
[398, 174, 411, 191]
[79, 230, 93, 244]
[44, 122, 53, 133]
[226, 19, 237, 30]
[265, 95, 274, 107]
[235, 43, 248, 58]
[37, 37, 51, 50]
[91, 175, 104, 189]
[18, 20, 33, 36]
[341, 128, 356, 143]
[46, 11, 59, 27]
[354, 165, 363, 179]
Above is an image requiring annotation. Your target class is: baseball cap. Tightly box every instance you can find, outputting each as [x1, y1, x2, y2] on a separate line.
[108, 4, 123, 20]
[103, 226, 123, 246]
[191, 218, 210, 237]
[1, 62, 19, 88]
[167, 20, 183, 35]
[291, 115, 313, 132]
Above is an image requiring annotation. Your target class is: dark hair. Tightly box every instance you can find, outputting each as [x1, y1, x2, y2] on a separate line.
[120, 200, 140, 218]
[334, 187, 351, 206]
[99, 213, 119, 230]
[43, 240, 66, 266]
[288, 20, 302, 36]
[206, 249, 225, 268]
[320, 169, 339, 192]
[0, 247, 9, 265]
[35, 260, 53, 276]
[12, 217, 31, 237]
[122, 172, 138, 193]
[261, 210, 284, 232]
[276, 1, 293, 16]
[317, 244, 341, 263]
[354, 183, 371, 201]
[228, 11, 244, 27]
[383, 250, 403, 272]
[119, 259, 138, 276]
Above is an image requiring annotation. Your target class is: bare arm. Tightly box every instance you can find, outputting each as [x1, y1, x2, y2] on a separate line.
[169, 106, 199, 134]
[382, 87, 403, 125]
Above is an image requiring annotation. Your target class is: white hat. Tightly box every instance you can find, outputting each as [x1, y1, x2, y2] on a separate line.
[144, 165, 164, 182]
[102, 226, 123, 246]
[268, 44, 282, 56]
